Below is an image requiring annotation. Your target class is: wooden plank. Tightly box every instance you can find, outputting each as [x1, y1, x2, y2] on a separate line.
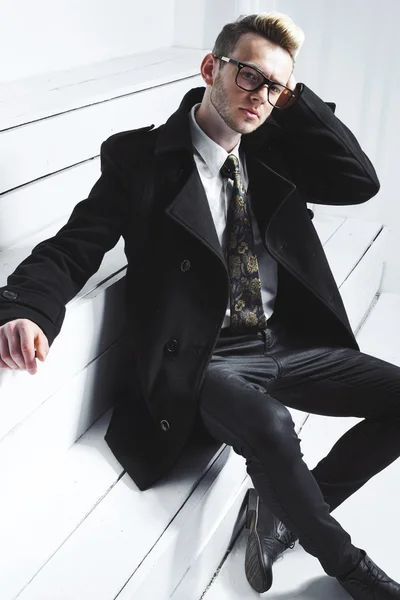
[0, 411, 122, 600]
[357, 292, 400, 365]
[312, 213, 345, 246]
[0, 159, 100, 250]
[0, 48, 205, 130]
[0, 336, 128, 498]
[1, 48, 196, 104]
[170, 477, 250, 600]
[0, 74, 203, 195]
[15, 443, 227, 600]
[0, 415, 223, 600]
[116, 452, 248, 600]
[341, 227, 388, 332]
[324, 218, 382, 287]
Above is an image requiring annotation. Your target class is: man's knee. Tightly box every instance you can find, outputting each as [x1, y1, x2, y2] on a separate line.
[246, 400, 294, 440]
[243, 400, 301, 463]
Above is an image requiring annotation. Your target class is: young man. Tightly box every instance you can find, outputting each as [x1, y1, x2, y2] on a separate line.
[1, 12, 399, 598]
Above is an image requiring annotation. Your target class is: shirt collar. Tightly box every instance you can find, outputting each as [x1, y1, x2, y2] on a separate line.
[189, 103, 242, 177]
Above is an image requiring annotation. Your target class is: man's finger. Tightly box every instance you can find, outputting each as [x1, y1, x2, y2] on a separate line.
[34, 331, 49, 362]
[0, 358, 11, 370]
[0, 334, 19, 370]
[8, 328, 28, 370]
[19, 325, 38, 373]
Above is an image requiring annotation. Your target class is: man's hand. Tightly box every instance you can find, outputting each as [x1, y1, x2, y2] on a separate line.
[0, 319, 49, 375]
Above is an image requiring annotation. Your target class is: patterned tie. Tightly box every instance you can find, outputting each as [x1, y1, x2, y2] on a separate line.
[222, 154, 267, 332]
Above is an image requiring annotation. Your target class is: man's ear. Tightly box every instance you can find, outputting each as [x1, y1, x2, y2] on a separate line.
[200, 53, 217, 86]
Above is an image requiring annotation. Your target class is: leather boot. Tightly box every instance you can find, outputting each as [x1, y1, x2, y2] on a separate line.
[244, 488, 298, 593]
[337, 550, 400, 599]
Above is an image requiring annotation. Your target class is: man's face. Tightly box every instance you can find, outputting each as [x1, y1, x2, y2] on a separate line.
[210, 32, 293, 135]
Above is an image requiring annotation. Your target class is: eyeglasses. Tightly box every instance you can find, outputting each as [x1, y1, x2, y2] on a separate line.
[214, 55, 296, 109]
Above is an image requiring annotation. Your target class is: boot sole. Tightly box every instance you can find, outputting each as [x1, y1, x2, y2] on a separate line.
[245, 489, 273, 593]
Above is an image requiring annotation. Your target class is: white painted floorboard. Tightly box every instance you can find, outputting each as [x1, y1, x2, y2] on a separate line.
[202, 292, 400, 599]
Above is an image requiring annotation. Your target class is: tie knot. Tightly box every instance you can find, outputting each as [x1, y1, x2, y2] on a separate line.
[220, 154, 240, 180]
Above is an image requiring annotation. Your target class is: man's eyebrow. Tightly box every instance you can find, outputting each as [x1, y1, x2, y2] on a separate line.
[244, 61, 285, 86]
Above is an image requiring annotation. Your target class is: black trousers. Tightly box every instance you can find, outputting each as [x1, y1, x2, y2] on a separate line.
[198, 311, 400, 577]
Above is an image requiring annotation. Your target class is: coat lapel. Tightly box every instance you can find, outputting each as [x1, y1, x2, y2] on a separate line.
[247, 156, 296, 244]
[156, 87, 228, 268]
[165, 166, 226, 267]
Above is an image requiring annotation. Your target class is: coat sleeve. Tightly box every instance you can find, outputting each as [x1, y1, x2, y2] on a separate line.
[0, 136, 128, 345]
[271, 84, 380, 206]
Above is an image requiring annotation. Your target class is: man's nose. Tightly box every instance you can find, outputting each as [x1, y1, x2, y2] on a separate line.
[250, 84, 269, 104]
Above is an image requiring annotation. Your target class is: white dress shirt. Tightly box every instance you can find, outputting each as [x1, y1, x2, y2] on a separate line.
[189, 104, 278, 328]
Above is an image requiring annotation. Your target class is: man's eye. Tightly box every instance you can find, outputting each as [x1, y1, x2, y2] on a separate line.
[269, 85, 282, 95]
[242, 70, 259, 82]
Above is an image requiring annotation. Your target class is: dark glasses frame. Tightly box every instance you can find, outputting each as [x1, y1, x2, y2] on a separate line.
[214, 55, 297, 109]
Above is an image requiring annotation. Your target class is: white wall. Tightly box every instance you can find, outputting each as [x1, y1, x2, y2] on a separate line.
[266, 0, 400, 292]
[0, 0, 175, 83]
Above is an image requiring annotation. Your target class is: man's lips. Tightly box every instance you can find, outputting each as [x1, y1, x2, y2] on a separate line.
[240, 107, 259, 119]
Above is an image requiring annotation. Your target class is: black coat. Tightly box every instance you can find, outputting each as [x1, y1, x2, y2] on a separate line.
[0, 85, 380, 490]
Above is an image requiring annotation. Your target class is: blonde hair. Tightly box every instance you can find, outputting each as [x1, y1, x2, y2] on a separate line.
[213, 12, 305, 64]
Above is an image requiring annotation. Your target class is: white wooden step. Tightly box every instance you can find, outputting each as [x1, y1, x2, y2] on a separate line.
[0, 160, 99, 250]
[9, 446, 246, 600]
[0, 411, 121, 600]
[200, 292, 400, 599]
[322, 219, 387, 332]
[0, 335, 127, 496]
[0, 74, 202, 198]
[0, 411, 223, 600]
[0, 47, 205, 130]
[0, 71, 202, 248]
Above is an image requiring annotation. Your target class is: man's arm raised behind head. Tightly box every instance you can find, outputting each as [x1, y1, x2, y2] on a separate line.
[271, 83, 380, 206]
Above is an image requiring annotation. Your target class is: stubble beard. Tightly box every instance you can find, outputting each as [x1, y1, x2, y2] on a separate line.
[210, 73, 258, 135]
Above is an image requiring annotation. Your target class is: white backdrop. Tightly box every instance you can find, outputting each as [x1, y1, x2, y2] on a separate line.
[262, 0, 400, 293]
[0, 0, 175, 82]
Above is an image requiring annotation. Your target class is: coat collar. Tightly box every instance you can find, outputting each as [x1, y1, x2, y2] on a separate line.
[155, 88, 202, 156]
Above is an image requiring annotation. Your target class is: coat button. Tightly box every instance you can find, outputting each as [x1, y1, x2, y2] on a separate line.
[160, 420, 170, 432]
[307, 208, 314, 220]
[1, 290, 18, 300]
[180, 259, 191, 272]
[165, 339, 179, 354]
